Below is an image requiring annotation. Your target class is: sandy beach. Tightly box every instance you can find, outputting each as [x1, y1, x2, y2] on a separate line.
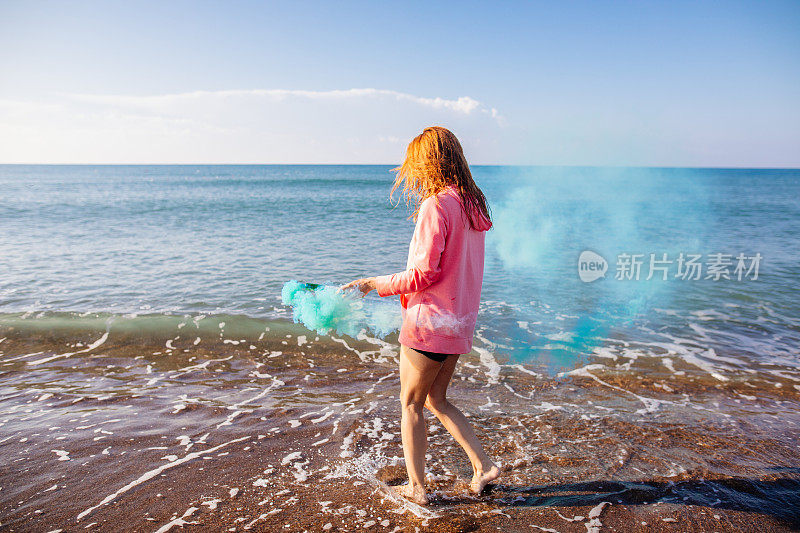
[2, 317, 798, 532]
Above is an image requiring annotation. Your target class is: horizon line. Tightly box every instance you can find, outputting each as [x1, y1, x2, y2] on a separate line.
[0, 162, 798, 171]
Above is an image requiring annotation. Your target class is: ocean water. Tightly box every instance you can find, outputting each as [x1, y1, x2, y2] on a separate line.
[3, 165, 800, 530]
[0, 164, 798, 374]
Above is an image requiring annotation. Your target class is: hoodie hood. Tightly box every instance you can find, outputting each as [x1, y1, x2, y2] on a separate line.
[441, 186, 493, 232]
[472, 209, 493, 232]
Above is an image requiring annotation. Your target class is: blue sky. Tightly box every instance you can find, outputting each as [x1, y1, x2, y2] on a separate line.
[0, 0, 798, 166]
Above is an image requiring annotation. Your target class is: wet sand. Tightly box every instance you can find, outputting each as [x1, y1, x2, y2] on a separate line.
[1, 320, 799, 532]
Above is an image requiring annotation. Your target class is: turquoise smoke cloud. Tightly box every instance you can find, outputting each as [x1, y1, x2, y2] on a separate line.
[281, 280, 401, 338]
[483, 167, 714, 369]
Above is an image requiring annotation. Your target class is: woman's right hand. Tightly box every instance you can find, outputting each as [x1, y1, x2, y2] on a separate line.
[339, 277, 377, 297]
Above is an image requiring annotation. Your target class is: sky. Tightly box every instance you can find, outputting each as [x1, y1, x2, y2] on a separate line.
[0, 0, 798, 166]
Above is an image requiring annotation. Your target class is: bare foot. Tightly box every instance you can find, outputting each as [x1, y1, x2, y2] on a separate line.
[469, 464, 501, 494]
[391, 483, 429, 505]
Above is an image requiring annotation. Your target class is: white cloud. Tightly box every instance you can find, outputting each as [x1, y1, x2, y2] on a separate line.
[67, 88, 487, 115]
[0, 89, 504, 164]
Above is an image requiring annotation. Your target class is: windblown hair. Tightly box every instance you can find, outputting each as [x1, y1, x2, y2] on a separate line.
[390, 126, 491, 230]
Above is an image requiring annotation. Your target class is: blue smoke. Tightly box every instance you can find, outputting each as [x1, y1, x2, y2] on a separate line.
[480, 166, 714, 372]
[281, 280, 401, 338]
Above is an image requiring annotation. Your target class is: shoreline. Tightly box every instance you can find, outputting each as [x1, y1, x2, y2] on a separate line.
[1, 322, 798, 531]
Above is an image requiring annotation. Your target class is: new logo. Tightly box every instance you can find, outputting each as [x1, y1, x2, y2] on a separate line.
[578, 250, 608, 282]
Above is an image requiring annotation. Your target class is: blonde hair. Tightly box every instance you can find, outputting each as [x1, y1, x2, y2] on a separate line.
[390, 126, 491, 230]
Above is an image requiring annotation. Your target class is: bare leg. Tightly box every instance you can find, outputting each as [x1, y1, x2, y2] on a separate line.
[396, 345, 443, 505]
[424, 354, 501, 494]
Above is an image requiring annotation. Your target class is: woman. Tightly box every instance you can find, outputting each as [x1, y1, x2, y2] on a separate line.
[341, 126, 500, 505]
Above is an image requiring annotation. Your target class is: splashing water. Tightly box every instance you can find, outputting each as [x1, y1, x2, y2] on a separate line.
[281, 280, 401, 338]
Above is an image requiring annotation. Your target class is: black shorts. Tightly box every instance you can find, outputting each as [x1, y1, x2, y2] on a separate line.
[412, 348, 455, 363]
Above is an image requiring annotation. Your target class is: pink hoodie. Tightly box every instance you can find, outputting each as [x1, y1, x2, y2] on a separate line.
[374, 185, 492, 354]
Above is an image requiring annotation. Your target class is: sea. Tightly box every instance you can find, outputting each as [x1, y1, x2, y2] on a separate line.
[1, 165, 799, 531]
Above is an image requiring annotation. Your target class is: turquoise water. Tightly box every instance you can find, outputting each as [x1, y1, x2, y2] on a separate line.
[1, 164, 798, 372]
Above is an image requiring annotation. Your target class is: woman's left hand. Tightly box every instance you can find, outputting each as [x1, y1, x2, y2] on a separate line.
[340, 277, 377, 297]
